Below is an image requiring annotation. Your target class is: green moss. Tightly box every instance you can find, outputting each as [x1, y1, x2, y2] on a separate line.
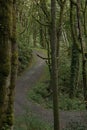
[0, 0, 13, 129]
[6, 112, 14, 126]
[5, 2, 18, 128]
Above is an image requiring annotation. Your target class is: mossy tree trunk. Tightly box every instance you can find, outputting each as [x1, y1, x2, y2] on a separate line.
[0, 0, 13, 129]
[39, 16, 46, 48]
[70, 43, 80, 98]
[76, 0, 87, 109]
[56, 0, 66, 69]
[6, 0, 18, 129]
[69, 1, 80, 98]
[33, 22, 37, 47]
[39, 0, 48, 49]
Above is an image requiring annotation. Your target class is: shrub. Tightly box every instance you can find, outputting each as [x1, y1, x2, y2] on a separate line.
[18, 43, 32, 73]
[59, 95, 85, 110]
[29, 82, 49, 106]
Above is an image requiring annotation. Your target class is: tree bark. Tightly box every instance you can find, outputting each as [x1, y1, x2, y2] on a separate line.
[76, 0, 87, 109]
[0, 0, 12, 129]
[56, 0, 66, 69]
[50, 0, 60, 129]
[6, 0, 18, 129]
[69, 1, 80, 98]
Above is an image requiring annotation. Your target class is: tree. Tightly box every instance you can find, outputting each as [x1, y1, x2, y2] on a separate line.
[0, 0, 13, 129]
[56, 0, 66, 68]
[6, 0, 18, 129]
[50, 0, 60, 129]
[76, 0, 87, 108]
[69, 0, 80, 98]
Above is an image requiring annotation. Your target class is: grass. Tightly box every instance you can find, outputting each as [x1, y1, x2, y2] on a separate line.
[14, 114, 87, 130]
[14, 111, 53, 130]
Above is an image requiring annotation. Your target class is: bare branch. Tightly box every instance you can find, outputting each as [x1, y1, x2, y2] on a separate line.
[36, 53, 51, 60]
[32, 15, 50, 27]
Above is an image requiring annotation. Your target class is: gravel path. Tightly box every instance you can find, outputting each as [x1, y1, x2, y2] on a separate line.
[14, 51, 87, 129]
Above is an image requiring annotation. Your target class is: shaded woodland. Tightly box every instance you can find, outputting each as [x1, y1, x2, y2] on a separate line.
[0, 0, 87, 130]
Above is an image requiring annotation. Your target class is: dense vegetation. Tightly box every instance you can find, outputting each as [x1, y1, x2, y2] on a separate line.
[0, 0, 87, 130]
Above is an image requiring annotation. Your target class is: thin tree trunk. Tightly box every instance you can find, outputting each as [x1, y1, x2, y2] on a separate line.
[56, 0, 66, 68]
[69, 1, 80, 98]
[50, 0, 60, 129]
[76, 0, 87, 109]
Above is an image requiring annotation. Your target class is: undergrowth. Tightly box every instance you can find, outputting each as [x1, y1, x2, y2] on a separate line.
[14, 112, 53, 130]
[28, 67, 85, 110]
[18, 43, 32, 74]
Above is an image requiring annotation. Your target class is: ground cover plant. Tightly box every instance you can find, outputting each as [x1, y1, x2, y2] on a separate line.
[14, 112, 53, 130]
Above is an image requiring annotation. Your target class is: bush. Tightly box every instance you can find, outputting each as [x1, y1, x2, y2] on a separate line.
[18, 43, 32, 73]
[29, 82, 49, 106]
[59, 95, 85, 110]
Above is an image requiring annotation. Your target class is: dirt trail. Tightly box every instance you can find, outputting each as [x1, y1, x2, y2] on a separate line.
[14, 50, 87, 129]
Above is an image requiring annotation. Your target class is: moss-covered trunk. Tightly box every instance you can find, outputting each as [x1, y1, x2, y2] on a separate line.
[0, 0, 12, 129]
[70, 43, 79, 98]
[6, 0, 18, 129]
[76, 0, 87, 109]
[69, 1, 80, 98]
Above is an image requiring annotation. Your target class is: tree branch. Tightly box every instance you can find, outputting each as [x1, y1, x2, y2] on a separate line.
[32, 15, 50, 27]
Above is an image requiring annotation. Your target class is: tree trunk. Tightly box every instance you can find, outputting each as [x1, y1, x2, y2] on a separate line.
[56, 1, 66, 69]
[6, 0, 18, 129]
[76, 0, 87, 109]
[39, 0, 47, 48]
[69, 1, 80, 98]
[0, 0, 12, 129]
[70, 43, 79, 97]
[33, 25, 37, 47]
[50, 0, 60, 129]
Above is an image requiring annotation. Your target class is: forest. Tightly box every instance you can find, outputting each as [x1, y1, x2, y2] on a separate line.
[0, 0, 87, 130]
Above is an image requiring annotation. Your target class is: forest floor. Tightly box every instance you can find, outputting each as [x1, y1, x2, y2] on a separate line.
[14, 50, 87, 130]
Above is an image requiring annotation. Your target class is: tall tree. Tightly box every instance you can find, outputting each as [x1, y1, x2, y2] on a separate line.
[38, 0, 48, 48]
[0, 0, 12, 129]
[56, 0, 66, 68]
[6, 0, 18, 129]
[76, 0, 87, 108]
[50, 0, 60, 129]
[69, 0, 80, 98]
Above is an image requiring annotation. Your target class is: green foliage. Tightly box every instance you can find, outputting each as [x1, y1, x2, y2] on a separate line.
[63, 120, 86, 130]
[58, 46, 71, 93]
[59, 95, 85, 110]
[28, 64, 50, 105]
[29, 82, 49, 106]
[28, 61, 85, 110]
[14, 112, 53, 130]
[28, 82, 85, 110]
[16, 4, 33, 74]
[18, 43, 32, 73]
[1, 124, 10, 130]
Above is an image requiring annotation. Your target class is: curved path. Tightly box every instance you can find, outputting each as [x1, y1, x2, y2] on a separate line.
[14, 51, 87, 129]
